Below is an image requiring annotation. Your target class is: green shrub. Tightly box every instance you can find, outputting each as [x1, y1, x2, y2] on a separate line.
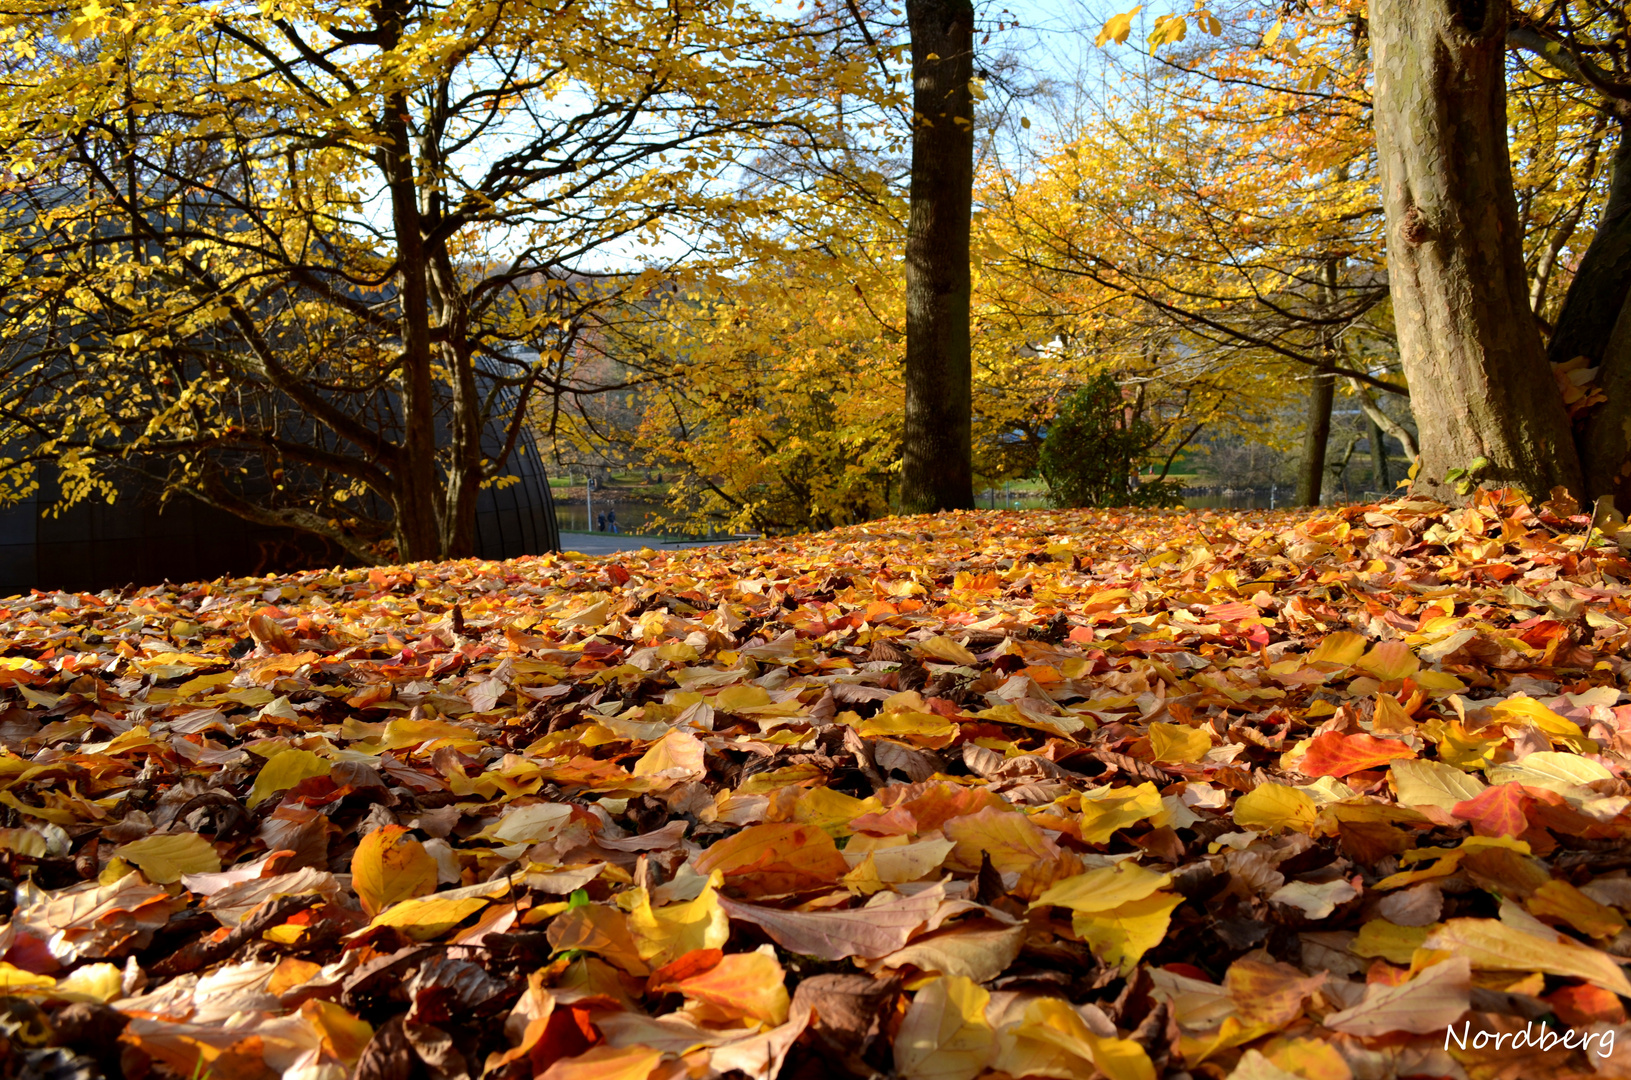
[1039, 376, 1185, 508]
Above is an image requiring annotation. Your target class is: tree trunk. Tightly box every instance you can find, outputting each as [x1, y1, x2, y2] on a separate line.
[1349, 376, 1420, 461]
[1295, 366, 1334, 506]
[383, 90, 444, 563]
[1548, 118, 1631, 368]
[1370, 417, 1392, 491]
[900, 0, 974, 515]
[1371, 0, 1583, 502]
[1559, 117, 1631, 501]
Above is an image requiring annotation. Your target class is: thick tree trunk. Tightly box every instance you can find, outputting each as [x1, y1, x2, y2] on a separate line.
[900, 0, 975, 514]
[1559, 118, 1631, 501]
[1371, 0, 1582, 501]
[1295, 366, 1334, 506]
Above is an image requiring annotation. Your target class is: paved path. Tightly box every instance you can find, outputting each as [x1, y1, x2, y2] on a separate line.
[557, 532, 740, 556]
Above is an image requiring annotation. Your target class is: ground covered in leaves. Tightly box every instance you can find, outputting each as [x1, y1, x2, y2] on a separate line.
[2, 493, 1631, 1080]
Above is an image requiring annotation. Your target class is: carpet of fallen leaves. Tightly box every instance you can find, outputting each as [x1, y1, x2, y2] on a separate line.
[5, 491, 1631, 1080]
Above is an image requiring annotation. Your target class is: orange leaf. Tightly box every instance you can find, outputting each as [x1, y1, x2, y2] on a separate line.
[693, 823, 850, 896]
[1224, 958, 1325, 1029]
[538, 1045, 661, 1080]
[882, 782, 1008, 832]
[1450, 783, 1533, 839]
[666, 947, 790, 1025]
[1545, 983, 1627, 1026]
[1298, 731, 1417, 777]
[647, 948, 724, 992]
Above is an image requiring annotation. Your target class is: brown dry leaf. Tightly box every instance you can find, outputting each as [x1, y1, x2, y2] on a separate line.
[716, 886, 944, 961]
[1322, 956, 1471, 1036]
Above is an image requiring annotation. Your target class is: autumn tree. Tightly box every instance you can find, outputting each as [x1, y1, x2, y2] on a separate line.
[899, 0, 977, 514]
[0, 0, 864, 563]
[989, 6, 1401, 506]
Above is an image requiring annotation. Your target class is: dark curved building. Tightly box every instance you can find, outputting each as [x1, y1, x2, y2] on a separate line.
[0, 432, 560, 596]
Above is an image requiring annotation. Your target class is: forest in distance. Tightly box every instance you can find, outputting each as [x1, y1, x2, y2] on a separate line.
[5, 0, 1628, 559]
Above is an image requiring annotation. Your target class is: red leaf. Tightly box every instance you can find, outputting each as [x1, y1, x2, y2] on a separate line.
[1298, 731, 1417, 777]
[1451, 782, 1534, 838]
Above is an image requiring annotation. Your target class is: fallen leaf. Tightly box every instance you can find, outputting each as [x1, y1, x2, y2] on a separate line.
[893, 975, 995, 1080]
[351, 825, 438, 918]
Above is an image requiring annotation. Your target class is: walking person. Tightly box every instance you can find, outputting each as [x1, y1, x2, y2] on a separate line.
[596, 512, 606, 533]
[608, 508, 619, 535]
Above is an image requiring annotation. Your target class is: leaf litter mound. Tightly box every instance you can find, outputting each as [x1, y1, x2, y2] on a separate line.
[1, 491, 1631, 1080]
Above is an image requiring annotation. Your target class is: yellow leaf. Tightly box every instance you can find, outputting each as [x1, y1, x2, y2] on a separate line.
[1355, 640, 1419, 681]
[298, 999, 374, 1068]
[942, 806, 1063, 877]
[539, 1045, 662, 1080]
[857, 712, 957, 741]
[1486, 699, 1596, 751]
[114, 832, 221, 885]
[1307, 632, 1366, 667]
[894, 975, 996, 1080]
[1390, 759, 1486, 811]
[1425, 916, 1631, 996]
[714, 684, 772, 712]
[918, 636, 977, 666]
[1073, 891, 1183, 973]
[1525, 879, 1626, 939]
[1147, 13, 1187, 47]
[369, 894, 489, 941]
[995, 997, 1155, 1080]
[1030, 862, 1171, 913]
[247, 749, 332, 809]
[1148, 722, 1211, 763]
[350, 825, 437, 918]
[1094, 6, 1142, 48]
[793, 786, 879, 836]
[632, 729, 706, 780]
[55, 963, 122, 1003]
[1078, 782, 1164, 842]
[378, 716, 484, 752]
[1352, 920, 1436, 964]
[627, 875, 729, 967]
[1232, 783, 1318, 833]
[1486, 749, 1613, 792]
[0, 964, 54, 993]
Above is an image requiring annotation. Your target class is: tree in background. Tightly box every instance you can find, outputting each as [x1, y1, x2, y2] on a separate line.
[1040, 374, 1184, 508]
[1010, 5, 1398, 507]
[0, 0, 870, 562]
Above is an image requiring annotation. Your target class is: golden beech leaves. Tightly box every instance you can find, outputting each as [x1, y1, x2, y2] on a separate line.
[6, 494, 1631, 1076]
[893, 975, 996, 1080]
[351, 824, 437, 918]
